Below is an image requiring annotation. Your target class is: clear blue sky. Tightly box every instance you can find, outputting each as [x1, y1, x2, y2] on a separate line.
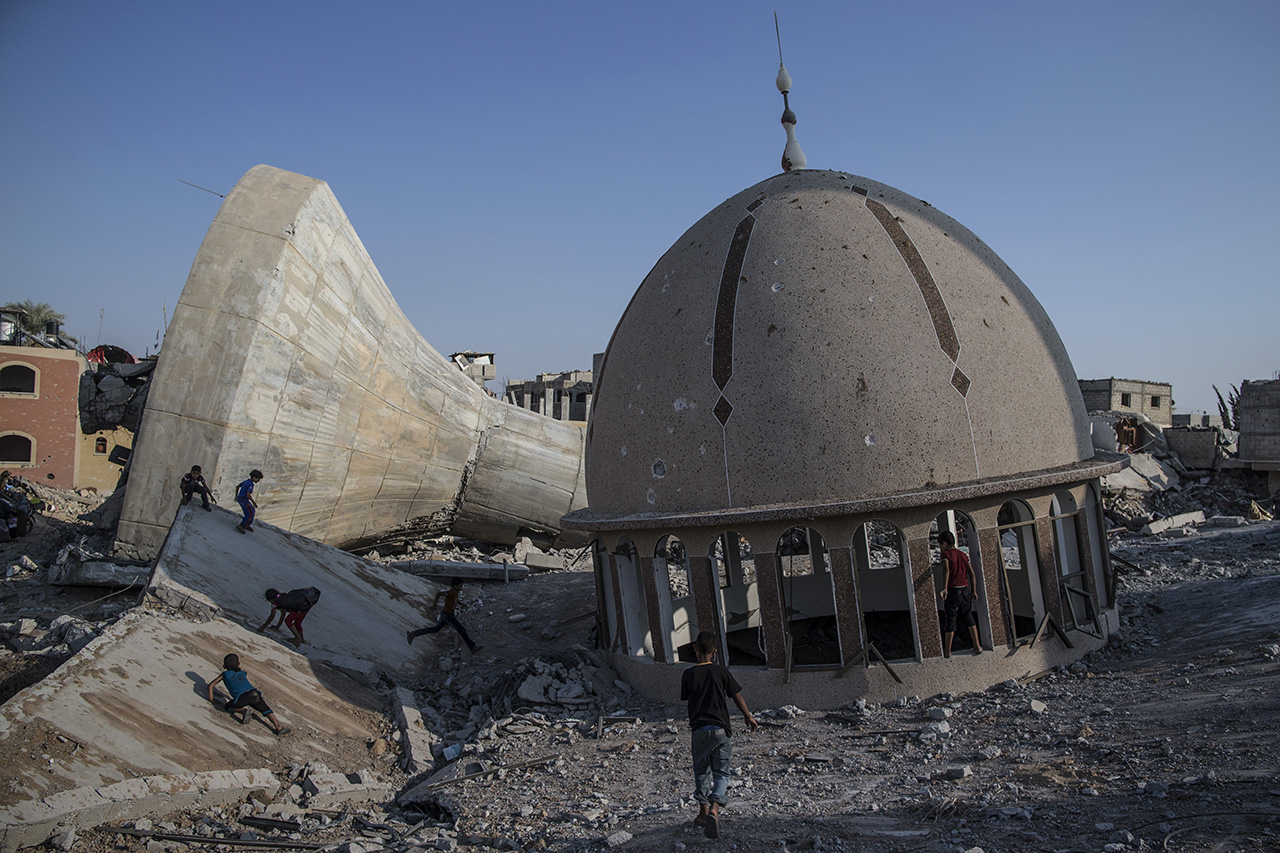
[2, 1, 1276, 414]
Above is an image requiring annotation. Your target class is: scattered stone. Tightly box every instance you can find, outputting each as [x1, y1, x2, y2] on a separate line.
[604, 830, 632, 847]
[1029, 699, 1048, 715]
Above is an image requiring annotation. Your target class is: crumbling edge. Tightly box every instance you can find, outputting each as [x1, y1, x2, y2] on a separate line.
[0, 768, 279, 853]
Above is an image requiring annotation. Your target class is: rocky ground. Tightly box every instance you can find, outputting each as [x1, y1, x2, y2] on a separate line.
[3, 476, 1279, 853]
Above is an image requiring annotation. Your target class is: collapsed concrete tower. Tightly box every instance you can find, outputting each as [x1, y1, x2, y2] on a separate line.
[116, 165, 588, 560]
[563, 165, 1126, 707]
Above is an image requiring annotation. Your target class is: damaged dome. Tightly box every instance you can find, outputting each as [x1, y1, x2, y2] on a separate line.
[582, 169, 1092, 520]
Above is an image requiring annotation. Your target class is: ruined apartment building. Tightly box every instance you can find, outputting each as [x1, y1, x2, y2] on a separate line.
[1078, 377, 1173, 426]
[1238, 378, 1280, 492]
[0, 344, 132, 492]
[505, 371, 593, 424]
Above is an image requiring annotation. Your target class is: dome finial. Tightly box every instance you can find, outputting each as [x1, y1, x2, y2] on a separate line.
[774, 12, 806, 172]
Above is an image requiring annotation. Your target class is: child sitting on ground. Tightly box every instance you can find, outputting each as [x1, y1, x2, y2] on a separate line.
[206, 653, 289, 735]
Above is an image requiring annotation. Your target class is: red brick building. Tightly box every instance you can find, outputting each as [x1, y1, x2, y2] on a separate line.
[0, 346, 85, 486]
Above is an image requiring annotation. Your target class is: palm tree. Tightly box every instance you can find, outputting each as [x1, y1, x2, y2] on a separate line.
[2, 301, 77, 343]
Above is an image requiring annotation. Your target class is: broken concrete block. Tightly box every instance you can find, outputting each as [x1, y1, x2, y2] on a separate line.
[1207, 515, 1247, 527]
[393, 687, 439, 775]
[604, 830, 633, 847]
[1140, 511, 1205, 535]
[47, 559, 148, 588]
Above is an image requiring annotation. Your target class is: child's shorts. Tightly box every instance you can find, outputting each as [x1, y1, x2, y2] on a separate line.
[228, 689, 273, 715]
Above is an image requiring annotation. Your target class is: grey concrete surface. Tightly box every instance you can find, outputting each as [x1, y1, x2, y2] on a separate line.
[0, 608, 382, 850]
[579, 169, 1094, 524]
[115, 164, 586, 561]
[150, 504, 444, 683]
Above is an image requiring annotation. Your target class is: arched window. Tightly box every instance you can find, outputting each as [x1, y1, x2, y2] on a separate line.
[710, 532, 765, 666]
[0, 433, 34, 464]
[95, 437, 108, 455]
[0, 364, 37, 395]
[777, 526, 840, 667]
[997, 500, 1046, 641]
[613, 538, 652, 659]
[929, 510, 988, 654]
[654, 536, 696, 662]
[852, 520, 917, 661]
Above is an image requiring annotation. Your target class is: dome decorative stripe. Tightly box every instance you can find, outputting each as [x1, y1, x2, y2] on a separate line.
[712, 213, 758, 397]
[865, 198, 962, 366]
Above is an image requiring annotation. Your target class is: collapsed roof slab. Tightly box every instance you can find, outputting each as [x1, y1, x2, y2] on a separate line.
[115, 164, 587, 561]
[0, 608, 384, 851]
[150, 504, 444, 683]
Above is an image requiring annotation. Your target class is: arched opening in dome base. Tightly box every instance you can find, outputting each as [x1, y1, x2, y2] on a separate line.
[571, 470, 1123, 709]
[711, 532, 766, 668]
[928, 511, 989, 655]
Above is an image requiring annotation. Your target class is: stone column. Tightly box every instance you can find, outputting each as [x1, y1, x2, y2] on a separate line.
[976, 526, 1010, 647]
[753, 552, 787, 670]
[907, 536, 942, 659]
[639, 555, 668, 663]
[828, 546, 864, 665]
[1034, 516, 1065, 628]
[688, 555, 718, 640]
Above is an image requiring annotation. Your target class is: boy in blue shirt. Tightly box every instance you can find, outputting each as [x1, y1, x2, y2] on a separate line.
[235, 469, 263, 533]
[207, 653, 288, 735]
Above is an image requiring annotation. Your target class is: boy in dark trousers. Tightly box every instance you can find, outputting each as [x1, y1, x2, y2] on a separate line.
[680, 629, 758, 839]
[207, 653, 289, 735]
[235, 469, 263, 533]
[260, 587, 320, 646]
[180, 465, 212, 510]
[939, 530, 983, 657]
[407, 577, 481, 653]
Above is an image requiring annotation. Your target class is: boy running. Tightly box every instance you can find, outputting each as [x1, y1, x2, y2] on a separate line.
[407, 577, 481, 653]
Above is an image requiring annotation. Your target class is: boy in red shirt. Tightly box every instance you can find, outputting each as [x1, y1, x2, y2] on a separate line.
[939, 530, 983, 657]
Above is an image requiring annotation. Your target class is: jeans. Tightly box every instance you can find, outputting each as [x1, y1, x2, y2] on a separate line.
[411, 612, 476, 650]
[691, 726, 732, 805]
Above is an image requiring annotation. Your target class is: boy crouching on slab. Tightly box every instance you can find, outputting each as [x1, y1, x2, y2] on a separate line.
[680, 629, 758, 839]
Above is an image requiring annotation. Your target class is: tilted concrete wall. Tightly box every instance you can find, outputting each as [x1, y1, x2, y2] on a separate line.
[1238, 379, 1280, 466]
[115, 165, 586, 559]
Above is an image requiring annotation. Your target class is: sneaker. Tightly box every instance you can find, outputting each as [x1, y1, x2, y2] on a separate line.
[181, 496, 190, 506]
[274, 727, 291, 737]
[202, 503, 212, 512]
[406, 630, 415, 646]
[469, 644, 483, 654]
[236, 525, 247, 534]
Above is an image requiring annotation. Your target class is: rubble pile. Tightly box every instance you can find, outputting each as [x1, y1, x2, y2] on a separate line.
[1104, 467, 1274, 532]
[77, 359, 154, 434]
[3, 480, 1280, 851]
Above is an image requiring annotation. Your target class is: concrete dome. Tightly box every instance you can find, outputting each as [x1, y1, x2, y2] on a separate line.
[583, 169, 1093, 521]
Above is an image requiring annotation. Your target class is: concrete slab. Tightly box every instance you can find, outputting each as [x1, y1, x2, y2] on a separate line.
[0, 608, 385, 849]
[151, 504, 444, 682]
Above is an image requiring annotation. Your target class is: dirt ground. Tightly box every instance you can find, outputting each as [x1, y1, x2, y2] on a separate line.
[3, 481, 1280, 852]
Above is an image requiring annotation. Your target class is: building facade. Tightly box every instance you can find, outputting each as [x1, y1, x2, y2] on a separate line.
[1078, 378, 1173, 426]
[0, 346, 132, 491]
[505, 371, 593, 424]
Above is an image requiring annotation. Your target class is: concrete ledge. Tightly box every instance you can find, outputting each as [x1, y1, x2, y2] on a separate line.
[300, 769, 392, 809]
[392, 686, 439, 775]
[0, 768, 278, 853]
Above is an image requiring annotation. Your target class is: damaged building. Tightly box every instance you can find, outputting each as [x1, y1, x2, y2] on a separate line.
[112, 165, 590, 561]
[564, 119, 1126, 705]
[1078, 377, 1173, 427]
[504, 371, 594, 424]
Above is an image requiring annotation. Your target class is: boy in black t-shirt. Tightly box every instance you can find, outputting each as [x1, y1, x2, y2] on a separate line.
[680, 630, 758, 839]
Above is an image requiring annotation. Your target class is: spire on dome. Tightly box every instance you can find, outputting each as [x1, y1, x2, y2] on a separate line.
[775, 13, 806, 172]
